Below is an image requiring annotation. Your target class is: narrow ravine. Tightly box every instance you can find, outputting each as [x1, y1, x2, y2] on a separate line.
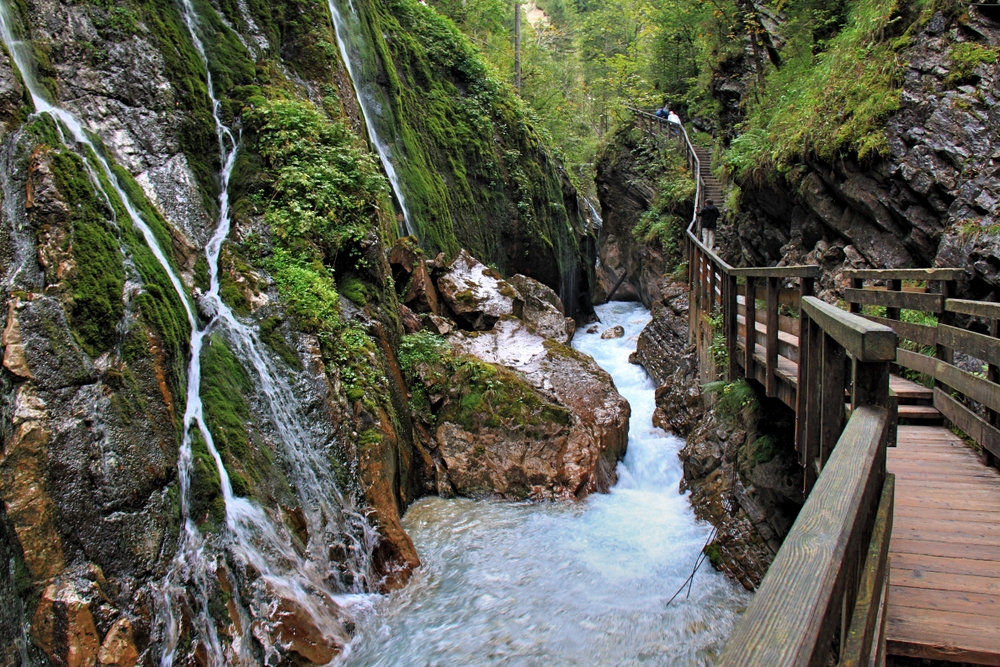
[343, 302, 749, 666]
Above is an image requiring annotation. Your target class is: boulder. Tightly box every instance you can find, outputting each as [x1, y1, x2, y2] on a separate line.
[436, 249, 518, 331]
[448, 318, 630, 498]
[402, 262, 441, 314]
[420, 313, 452, 336]
[509, 274, 573, 343]
[600, 325, 624, 339]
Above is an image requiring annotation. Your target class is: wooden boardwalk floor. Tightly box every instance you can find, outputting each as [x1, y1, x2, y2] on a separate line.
[887, 426, 1000, 666]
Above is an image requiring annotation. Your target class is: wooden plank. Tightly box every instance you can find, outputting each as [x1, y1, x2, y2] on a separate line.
[889, 375, 932, 400]
[863, 315, 937, 348]
[842, 475, 894, 667]
[886, 279, 902, 322]
[802, 297, 896, 362]
[891, 552, 1000, 578]
[741, 285, 801, 308]
[745, 277, 756, 382]
[730, 265, 822, 278]
[897, 348, 1000, 414]
[796, 277, 814, 459]
[890, 539, 1000, 562]
[937, 323, 1000, 367]
[946, 298, 1000, 320]
[853, 360, 890, 411]
[766, 277, 780, 399]
[888, 611, 1000, 666]
[726, 274, 739, 381]
[843, 268, 965, 281]
[715, 407, 887, 667]
[891, 526, 1000, 548]
[896, 405, 941, 420]
[891, 568, 1000, 595]
[821, 332, 848, 467]
[844, 288, 945, 314]
[934, 387, 1000, 459]
[804, 317, 822, 491]
[889, 586, 999, 616]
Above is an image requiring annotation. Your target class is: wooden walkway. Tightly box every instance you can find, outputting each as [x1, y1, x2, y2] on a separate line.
[888, 426, 1000, 665]
[734, 317, 1000, 665]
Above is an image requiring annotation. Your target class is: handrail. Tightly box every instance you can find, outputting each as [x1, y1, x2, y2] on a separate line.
[717, 406, 893, 667]
[801, 297, 896, 362]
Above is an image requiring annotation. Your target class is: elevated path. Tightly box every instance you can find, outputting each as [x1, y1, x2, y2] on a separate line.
[630, 108, 1000, 665]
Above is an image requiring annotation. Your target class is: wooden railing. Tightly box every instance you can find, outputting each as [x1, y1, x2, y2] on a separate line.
[684, 166, 897, 663]
[845, 268, 999, 466]
[629, 107, 704, 211]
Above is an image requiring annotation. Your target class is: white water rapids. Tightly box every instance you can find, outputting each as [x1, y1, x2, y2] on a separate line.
[343, 302, 748, 666]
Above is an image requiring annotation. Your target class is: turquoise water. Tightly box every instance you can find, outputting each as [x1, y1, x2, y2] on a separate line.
[343, 302, 748, 666]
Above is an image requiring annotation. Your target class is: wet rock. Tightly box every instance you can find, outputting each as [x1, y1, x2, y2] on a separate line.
[97, 618, 139, 667]
[32, 577, 101, 667]
[403, 262, 441, 314]
[0, 43, 23, 128]
[420, 313, 452, 335]
[449, 318, 630, 498]
[586, 324, 599, 334]
[633, 281, 690, 386]
[651, 356, 703, 438]
[3, 300, 33, 379]
[436, 249, 518, 330]
[267, 595, 343, 665]
[600, 325, 624, 339]
[509, 273, 573, 343]
[399, 304, 421, 334]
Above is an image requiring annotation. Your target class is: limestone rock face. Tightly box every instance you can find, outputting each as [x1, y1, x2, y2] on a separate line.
[509, 273, 573, 343]
[632, 282, 690, 385]
[449, 318, 631, 497]
[437, 249, 519, 330]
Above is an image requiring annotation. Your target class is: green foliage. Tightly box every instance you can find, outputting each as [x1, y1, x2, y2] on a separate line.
[726, 0, 913, 180]
[745, 434, 778, 466]
[627, 131, 697, 267]
[703, 541, 722, 567]
[706, 308, 729, 373]
[340, 275, 368, 307]
[259, 316, 302, 369]
[704, 379, 760, 431]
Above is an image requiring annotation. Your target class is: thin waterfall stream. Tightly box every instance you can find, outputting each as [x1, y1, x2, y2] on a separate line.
[343, 302, 749, 666]
[0, 1, 378, 663]
[327, 0, 413, 237]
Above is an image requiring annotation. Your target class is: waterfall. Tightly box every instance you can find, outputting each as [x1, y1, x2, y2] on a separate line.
[0, 0, 378, 662]
[326, 0, 413, 237]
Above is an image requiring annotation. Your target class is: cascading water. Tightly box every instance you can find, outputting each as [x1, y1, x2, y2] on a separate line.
[342, 302, 748, 665]
[327, 0, 413, 237]
[0, 0, 378, 662]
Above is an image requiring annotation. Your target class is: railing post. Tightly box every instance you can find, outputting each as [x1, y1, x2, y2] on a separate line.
[795, 277, 814, 458]
[804, 316, 823, 492]
[820, 331, 847, 468]
[989, 318, 999, 467]
[726, 273, 739, 381]
[745, 277, 757, 382]
[850, 277, 863, 314]
[710, 263, 718, 314]
[886, 279, 901, 321]
[936, 278, 956, 398]
[766, 277, 780, 398]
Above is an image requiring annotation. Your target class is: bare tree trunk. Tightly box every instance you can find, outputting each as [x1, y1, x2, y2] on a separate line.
[514, 2, 522, 92]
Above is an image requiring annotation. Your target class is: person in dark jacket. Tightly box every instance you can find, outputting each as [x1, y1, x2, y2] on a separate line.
[698, 200, 720, 250]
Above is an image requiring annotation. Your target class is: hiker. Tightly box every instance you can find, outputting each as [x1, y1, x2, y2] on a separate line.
[655, 104, 669, 119]
[698, 200, 720, 250]
[667, 109, 681, 136]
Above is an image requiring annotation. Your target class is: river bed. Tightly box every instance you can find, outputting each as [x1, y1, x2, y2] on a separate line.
[344, 302, 748, 666]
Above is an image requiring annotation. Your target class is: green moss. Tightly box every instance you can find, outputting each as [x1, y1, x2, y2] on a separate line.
[946, 42, 1000, 87]
[400, 330, 571, 431]
[340, 274, 368, 307]
[43, 149, 126, 356]
[704, 542, 722, 568]
[259, 316, 302, 369]
[189, 430, 225, 527]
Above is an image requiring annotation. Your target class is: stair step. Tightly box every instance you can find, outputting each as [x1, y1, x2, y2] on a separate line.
[897, 405, 943, 420]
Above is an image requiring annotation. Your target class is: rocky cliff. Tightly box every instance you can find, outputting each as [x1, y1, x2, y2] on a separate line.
[720, 7, 1000, 299]
[0, 0, 608, 664]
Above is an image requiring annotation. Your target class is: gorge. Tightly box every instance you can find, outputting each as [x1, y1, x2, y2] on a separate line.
[2, 0, 1000, 664]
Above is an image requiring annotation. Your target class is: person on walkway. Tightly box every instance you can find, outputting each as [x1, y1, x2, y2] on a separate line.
[667, 109, 681, 137]
[655, 104, 669, 119]
[698, 200, 720, 250]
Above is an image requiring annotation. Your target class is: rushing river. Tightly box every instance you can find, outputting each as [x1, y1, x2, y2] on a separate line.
[344, 302, 748, 665]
